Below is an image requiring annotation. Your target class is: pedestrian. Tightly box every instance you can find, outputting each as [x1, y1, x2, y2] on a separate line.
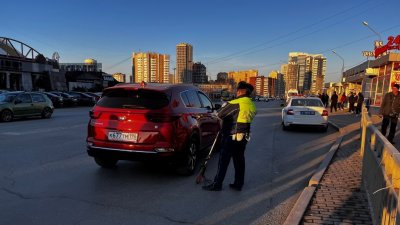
[355, 92, 364, 115]
[330, 91, 338, 113]
[348, 92, 355, 113]
[324, 93, 329, 108]
[337, 92, 343, 110]
[380, 84, 400, 144]
[341, 93, 347, 109]
[321, 93, 326, 107]
[203, 81, 257, 191]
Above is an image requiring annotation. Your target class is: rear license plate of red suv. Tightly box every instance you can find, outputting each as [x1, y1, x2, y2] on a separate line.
[108, 131, 138, 143]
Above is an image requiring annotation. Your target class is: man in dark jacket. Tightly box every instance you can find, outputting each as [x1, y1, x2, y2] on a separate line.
[203, 81, 257, 191]
[330, 91, 338, 113]
[380, 84, 400, 144]
[348, 92, 355, 113]
[355, 92, 364, 115]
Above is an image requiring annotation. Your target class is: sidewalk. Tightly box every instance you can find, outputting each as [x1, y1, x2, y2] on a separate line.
[301, 109, 373, 225]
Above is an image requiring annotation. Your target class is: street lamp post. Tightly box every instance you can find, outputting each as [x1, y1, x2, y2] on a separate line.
[332, 50, 345, 81]
[362, 21, 382, 42]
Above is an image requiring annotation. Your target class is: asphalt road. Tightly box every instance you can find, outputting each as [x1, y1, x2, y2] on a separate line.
[0, 101, 338, 225]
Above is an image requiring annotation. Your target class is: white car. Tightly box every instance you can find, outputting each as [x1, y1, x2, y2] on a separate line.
[258, 96, 266, 101]
[282, 97, 328, 131]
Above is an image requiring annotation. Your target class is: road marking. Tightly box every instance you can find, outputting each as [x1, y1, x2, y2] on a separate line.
[0, 124, 86, 136]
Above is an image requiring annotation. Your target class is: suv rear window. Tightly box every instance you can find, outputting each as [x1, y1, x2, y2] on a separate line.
[97, 89, 170, 110]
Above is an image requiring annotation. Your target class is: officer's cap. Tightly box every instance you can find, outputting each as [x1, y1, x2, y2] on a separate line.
[237, 81, 254, 93]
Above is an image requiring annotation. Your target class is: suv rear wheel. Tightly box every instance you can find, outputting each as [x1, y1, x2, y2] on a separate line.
[176, 138, 198, 175]
[94, 157, 118, 168]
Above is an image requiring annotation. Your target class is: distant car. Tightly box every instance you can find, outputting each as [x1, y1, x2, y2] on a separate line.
[67, 91, 96, 106]
[51, 92, 79, 107]
[85, 92, 101, 102]
[258, 96, 266, 101]
[41, 92, 64, 108]
[0, 92, 54, 122]
[86, 83, 221, 175]
[282, 97, 328, 131]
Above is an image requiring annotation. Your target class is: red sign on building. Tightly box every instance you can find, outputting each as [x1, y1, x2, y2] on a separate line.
[375, 35, 400, 58]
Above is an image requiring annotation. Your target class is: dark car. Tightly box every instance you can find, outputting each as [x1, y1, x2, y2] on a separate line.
[67, 91, 96, 106]
[51, 92, 78, 107]
[86, 83, 221, 175]
[0, 92, 54, 122]
[85, 92, 101, 102]
[41, 92, 64, 108]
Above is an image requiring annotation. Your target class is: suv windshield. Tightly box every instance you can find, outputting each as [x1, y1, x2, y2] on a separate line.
[291, 99, 323, 107]
[0, 93, 17, 103]
[97, 89, 170, 110]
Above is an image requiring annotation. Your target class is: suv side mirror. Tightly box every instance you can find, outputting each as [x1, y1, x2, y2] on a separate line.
[214, 104, 222, 110]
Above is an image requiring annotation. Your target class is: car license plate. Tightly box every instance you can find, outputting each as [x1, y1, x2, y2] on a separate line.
[108, 131, 138, 142]
[300, 111, 315, 115]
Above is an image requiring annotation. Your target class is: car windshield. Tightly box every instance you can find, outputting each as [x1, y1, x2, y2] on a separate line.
[0, 93, 17, 103]
[291, 99, 323, 107]
[97, 89, 170, 110]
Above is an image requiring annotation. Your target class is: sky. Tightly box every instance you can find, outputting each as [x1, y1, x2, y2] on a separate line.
[2, 0, 400, 82]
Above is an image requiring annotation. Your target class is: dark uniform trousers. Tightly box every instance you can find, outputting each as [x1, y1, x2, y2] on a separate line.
[214, 134, 247, 188]
[382, 115, 398, 142]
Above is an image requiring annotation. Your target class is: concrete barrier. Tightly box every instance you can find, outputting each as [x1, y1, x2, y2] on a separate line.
[361, 108, 400, 225]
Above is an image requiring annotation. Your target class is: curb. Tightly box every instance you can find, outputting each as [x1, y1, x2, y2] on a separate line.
[283, 121, 344, 225]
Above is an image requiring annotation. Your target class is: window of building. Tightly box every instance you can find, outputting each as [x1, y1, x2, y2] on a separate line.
[393, 62, 400, 71]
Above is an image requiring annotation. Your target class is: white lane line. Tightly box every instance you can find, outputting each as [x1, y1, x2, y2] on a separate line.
[0, 124, 86, 136]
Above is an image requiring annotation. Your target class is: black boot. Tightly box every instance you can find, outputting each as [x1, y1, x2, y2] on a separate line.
[202, 182, 222, 191]
[229, 183, 242, 191]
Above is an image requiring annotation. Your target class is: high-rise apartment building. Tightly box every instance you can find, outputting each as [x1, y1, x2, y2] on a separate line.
[285, 52, 326, 94]
[132, 52, 170, 83]
[192, 62, 207, 83]
[112, 73, 126, 83]
[176, 43, 193, 83]
[228, 69, 258, 84]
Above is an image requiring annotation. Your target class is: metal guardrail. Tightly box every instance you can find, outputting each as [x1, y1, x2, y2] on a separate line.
[361, 108, 400, 225]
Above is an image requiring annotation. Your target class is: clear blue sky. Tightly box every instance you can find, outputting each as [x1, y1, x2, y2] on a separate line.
[2, 0, 399, 82]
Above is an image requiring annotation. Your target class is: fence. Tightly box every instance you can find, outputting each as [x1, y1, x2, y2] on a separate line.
[361, 108, 400, 225]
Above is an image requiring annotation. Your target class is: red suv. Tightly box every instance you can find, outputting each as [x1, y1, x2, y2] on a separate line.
[86, 83, 221, 175]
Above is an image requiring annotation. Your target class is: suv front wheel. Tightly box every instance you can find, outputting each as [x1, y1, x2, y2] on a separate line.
[176, 138, 198, 175]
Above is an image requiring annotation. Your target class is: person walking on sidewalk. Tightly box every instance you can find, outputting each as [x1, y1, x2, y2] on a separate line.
[355, 92, 364, 115]
[348, 92, 355, 113]
[203, 81, 257, 191]
[330, 91, 338, 113]
[380, 84, 400, 144]
[339, 92, 346, 110]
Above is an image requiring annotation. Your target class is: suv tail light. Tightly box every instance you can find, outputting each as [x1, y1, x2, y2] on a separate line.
[89, 110, 101, 119]
[322, 110, 328, 116]
[286, 109, 294, 115]
[146, 114, 180, 123]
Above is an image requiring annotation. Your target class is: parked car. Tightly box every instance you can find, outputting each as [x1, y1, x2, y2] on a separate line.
[51, 92, 79, 106]
[86, 83, 221, 175]
[281, 97, 328, 131]
[41, 92, 64, 108]
[85, 92, 101, 102]
[258, 96, 266, 101]
[67, 91, 96, 106]
[0, 92, 54, 122]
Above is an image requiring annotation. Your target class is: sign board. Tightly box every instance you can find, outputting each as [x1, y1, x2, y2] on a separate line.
[393, 72, 400, 82]
[362, 51, 374, 57]
[374, 93, 383, 106]
[375, 35, 400, 58]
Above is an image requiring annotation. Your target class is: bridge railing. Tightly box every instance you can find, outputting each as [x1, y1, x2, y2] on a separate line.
[361, 108, 400, 225]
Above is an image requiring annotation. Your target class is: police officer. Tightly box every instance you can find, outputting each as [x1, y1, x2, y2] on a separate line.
[203, 81, 257, 191]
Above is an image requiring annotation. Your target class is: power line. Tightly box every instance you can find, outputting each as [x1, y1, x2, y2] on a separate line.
[206, 1, 384, 66]
[204, 0, 374, 65]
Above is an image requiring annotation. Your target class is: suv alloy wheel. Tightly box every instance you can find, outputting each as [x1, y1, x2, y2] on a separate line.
[176, 137, 198, 175]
